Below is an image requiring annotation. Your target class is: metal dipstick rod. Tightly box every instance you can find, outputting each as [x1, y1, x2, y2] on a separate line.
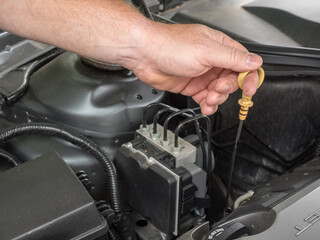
[225, 67, 265, 210]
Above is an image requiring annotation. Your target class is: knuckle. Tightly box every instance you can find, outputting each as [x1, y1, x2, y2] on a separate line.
[219, 33, 230, 46]
[198, 24, 211, 34]
[229, 47, 238, 66]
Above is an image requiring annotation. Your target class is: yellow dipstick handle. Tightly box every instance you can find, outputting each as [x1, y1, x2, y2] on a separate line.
[238, 67, 265, 120]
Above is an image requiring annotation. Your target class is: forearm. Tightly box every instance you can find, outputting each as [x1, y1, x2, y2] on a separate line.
[0, 0, 151, 65]
[0, 0, 262, 115]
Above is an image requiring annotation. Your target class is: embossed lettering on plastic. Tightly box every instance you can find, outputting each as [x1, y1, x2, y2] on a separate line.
[294, 208, 320, 236]
[208, 228, 224, 239]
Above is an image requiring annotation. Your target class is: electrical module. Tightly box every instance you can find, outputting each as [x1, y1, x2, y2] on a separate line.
[116, 123, 207, 236]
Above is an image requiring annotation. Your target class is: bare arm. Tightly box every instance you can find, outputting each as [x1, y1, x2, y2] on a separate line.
[0, 0, 149, 64]
[0, 0, 262, 115]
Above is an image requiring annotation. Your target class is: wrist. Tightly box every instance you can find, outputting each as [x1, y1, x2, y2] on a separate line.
[115, 17, 157, 69]
[68, 1, 155, 69]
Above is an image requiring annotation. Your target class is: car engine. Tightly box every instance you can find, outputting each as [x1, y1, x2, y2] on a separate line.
[1, 1, 320, 240]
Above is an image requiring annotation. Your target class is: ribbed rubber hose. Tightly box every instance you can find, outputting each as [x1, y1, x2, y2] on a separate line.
[0, 122, 135, 240]
[0, 148, 22, 167]
[108, 227, 122, 240]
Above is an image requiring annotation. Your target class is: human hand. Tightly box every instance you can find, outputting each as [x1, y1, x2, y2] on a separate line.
[0, 0, 262, 116]
[124, 23, 263, 115]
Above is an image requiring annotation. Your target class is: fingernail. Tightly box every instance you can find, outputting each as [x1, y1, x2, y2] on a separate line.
[246, 53, 262, 66]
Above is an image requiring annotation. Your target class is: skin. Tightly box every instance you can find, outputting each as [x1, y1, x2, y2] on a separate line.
[0, 0, 262, 115]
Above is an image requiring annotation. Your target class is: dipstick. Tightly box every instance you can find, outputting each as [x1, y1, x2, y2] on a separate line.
[225, 67, 265, 210]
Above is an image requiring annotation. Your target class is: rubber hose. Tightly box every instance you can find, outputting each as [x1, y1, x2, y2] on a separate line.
[108, 227, 122, 240]
[0, 148, 22, 167]
[233, 190, 254, 209]
[0, 122, 135, 240]
[114, 214, 136, 240]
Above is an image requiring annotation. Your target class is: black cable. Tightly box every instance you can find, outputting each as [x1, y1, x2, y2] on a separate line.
[152, 107, 177, 135]
[0, 122, 135, 240]
[163, 108, 200, 141]
[210, 139, 286, 167]
[174, 115, 212, 179]
[209, 138, 285, 172]
[108, 227, 122, 240]
[143, 103, 200, 128]
[208, 124, 317, 168]
[244, 126, 293, 163]
[142, 103, 173, 128]
[215, 145, 283, 175]
[211, 139, 283, 174]
[211, 125, 238, 137]
[0, 148, 22, 167]
[162, 108, 207, 170]
[146, 105, 207, 169]
[143, 104, 207, 169]
[204, 127, 315, 180]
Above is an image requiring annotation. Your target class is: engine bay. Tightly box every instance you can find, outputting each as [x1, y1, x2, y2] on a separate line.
[1, 1, 320, 240]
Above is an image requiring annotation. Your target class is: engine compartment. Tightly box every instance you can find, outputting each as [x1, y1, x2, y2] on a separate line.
[1, 1, 320, 239]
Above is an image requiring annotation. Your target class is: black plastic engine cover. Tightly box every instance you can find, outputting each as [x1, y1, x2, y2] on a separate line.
[202, 157, 320, 240]
[0, 152, 108, 240]
[0, 51, 168, 200]
[179, 157, 320, 240]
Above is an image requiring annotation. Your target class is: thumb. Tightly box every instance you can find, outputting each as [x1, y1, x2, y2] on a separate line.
[209, 44, 263, 72]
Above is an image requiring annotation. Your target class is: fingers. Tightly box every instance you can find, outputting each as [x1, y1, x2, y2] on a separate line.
[242, 70, 260, 97]
[194, 69, 261, 115]
[200, 102, 218, 116]
[207, 43, 263, 73]
[203, 76, 236, 114]
[206, 91, 229, 106]
[192, 90, 219, 115]
[194, 91, 227, 116]
[192, 72, 238, 115]
[180, 68, 223, 96]
[210, 71, 238, 94]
